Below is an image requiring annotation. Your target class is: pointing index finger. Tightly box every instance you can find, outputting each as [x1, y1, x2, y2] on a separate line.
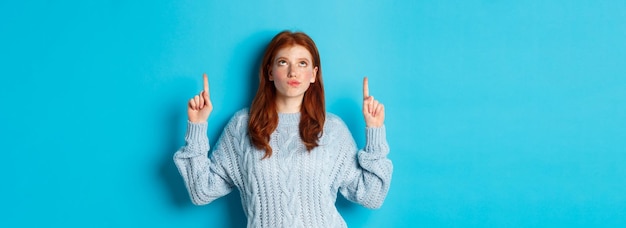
[363, 77, 369, 98]
[203, 73, 210, 98]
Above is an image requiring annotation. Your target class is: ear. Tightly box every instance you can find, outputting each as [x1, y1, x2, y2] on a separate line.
[311, 66, 318, 83]
[268, 67, 274, 81]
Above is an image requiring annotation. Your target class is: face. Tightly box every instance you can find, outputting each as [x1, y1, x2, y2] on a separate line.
[269, 44, 318, 101]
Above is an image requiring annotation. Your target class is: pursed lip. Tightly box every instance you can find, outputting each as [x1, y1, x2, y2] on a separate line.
[287, 80, 301, 86]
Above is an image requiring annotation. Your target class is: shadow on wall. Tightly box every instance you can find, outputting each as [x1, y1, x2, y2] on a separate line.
[158, 30, 278, 227]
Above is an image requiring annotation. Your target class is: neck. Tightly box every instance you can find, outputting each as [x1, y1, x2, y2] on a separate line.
[275, 95, 303, 113]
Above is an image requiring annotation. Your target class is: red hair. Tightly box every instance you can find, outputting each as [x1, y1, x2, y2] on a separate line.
[248, 31, 325, 158]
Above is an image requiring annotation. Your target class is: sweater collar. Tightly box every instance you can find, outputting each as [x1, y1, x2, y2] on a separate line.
[277, 112, 300, 126]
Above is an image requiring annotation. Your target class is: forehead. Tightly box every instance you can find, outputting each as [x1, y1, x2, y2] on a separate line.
[274, 44, 313, 59]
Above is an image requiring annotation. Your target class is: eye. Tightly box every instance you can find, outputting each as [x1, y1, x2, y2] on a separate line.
[278, 60, 287, 66]
[298, 61, 307, 67]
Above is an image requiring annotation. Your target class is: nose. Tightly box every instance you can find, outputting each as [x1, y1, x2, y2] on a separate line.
[288, 66, 296, 78]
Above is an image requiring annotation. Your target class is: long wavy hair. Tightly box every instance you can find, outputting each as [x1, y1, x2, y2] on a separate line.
[248, 31, 325, 159]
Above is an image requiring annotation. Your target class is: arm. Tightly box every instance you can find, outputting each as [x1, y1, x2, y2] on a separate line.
[337, 124, 393, 209]
[173, 121, 234, 205]
[172, 73, 233, 205]
[338, 77, 392, 208]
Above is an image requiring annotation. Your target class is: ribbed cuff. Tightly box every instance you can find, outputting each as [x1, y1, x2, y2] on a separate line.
[365, 125, 388, 154]
[185, 121, 208, 144]
[174, 121, 209, 159]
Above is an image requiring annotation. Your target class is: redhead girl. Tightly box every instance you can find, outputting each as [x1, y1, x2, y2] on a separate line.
[174, 31, 392, 227]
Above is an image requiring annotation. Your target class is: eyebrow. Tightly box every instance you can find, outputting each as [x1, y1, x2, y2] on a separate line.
[275, 56, 311, 62]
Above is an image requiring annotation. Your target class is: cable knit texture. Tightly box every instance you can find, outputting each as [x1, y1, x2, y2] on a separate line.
[174, 109, 393, 228]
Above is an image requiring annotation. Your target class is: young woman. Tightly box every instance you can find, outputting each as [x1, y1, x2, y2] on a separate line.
[174, 31, 392, 227]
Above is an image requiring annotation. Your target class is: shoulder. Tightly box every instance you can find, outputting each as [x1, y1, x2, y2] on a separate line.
[325, 112, 348, 129]
[224, 108, 250, 133]
[232, 108, 250, 123]
[319, 112, 357, 151]
[324, 112, 352, 136]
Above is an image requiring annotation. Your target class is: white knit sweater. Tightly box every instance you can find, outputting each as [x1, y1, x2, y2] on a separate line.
[174, 109, 393, 227]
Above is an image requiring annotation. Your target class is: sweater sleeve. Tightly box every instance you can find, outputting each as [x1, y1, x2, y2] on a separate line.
[173, 120, 236, 205]
[337, 124, 393, 209]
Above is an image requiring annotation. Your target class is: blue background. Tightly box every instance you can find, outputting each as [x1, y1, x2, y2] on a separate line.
[1, 0, 625, 227]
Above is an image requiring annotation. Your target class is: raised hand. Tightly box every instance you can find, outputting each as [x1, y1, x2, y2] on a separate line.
[187, 73, 213, 123]
[363, 77, 385, 127]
